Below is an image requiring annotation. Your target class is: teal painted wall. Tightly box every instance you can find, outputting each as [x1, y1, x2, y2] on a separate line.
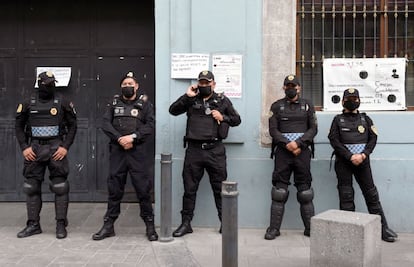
[154, 0, 414, 232]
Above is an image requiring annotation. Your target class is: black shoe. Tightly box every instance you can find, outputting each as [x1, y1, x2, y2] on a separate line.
[382, 227, 396, 242]
[264, 227, 280, 240]
[17, 221, 42, 238]
[219, 225, 222, 234]
[304, 229, 310, 237]
[144, 219, 159, 242]
[56, 219, 68, 239]
[173, 222, 193, 237]
[92, 220, 115, 241]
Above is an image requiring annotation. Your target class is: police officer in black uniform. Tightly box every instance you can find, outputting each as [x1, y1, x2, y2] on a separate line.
[265, 74, 317, 240]
[92, 71, 158, 242]
[328, 88, 398, 242]
[169, 70, 241, 237]
[15, 71, 77, 239]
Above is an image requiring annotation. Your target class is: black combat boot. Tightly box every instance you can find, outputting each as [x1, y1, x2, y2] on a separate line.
[92, 217, 115, 240]
[56, 219, 68, 239]
[297, 188, 315, 237]
[144, 217, 159, 241]
[17, 220, 42, 238]
[173, 216, 193, 237]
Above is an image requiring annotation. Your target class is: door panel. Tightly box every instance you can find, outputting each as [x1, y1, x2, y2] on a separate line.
[0, 0, 155, 201]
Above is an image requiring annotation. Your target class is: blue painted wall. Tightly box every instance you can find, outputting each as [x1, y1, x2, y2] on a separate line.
[154, 0, 414, 232]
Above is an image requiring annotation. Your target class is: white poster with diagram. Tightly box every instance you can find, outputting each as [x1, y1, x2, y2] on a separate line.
[212, 54, 242, 98]
[323, 58, 406, 111]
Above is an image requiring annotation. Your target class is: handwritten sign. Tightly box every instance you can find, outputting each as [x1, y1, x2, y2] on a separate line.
[171, 53, 210, 79]
[35, 67, 72, 88]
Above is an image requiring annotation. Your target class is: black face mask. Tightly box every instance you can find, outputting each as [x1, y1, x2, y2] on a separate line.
[285, 87, 298, 99]
[38, 84, 55, 100]
[198, 86, 212, 97]
[121, 86, 135, 98]
[343, 100, 360, 111]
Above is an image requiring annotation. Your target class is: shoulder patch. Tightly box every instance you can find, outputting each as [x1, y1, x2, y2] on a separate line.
[371, 125, 378, 135]
[17, 104, 23, 113]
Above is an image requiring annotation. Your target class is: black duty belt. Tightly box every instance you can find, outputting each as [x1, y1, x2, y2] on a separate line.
[31, 138, 60, 145]
[187, 140, 222, 150]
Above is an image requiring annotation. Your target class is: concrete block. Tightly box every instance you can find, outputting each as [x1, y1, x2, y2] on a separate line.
[310, 209, 381, 267]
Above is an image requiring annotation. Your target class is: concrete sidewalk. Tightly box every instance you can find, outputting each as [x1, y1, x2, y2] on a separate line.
[0, 203, 413, 266]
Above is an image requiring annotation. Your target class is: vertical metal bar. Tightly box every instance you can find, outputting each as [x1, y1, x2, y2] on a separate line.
[159, 153, 173, 242]
[312, 0, 315, 68]
[380, 0, 389, 57]
[405, 0, 409, 59]
[394, 2, 398, 57]
[374, 0, 378, 57]
[222, 181, 238, 267]
[353, 0, 356, 58]
[322, 0, 325, 61]
[342, 0, 346, 57]
[332, 0, 336, 58]
[363, 0, 367, 57]
[301, 0, 306, 68]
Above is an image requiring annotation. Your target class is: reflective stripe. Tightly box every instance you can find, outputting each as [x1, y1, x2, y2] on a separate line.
[345, 143, 366, 154]
[31, 126, 59, 137]
[282, 132, 304, 142]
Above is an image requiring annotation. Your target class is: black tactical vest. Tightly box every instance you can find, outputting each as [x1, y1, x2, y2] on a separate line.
[185, 95, 223, 140]
[277, 99, 309, 133]
[111, 95, 145, 135]
[337, 113, 368, 144]
[28, 94, 62, 138]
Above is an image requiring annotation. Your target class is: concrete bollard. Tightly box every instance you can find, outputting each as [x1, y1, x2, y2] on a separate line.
[221, 181, 238, 267]
[310, 209, 382, 267]
[159, 153, 173, 242]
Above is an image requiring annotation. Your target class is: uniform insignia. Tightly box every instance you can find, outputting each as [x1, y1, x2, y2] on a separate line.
[69, 102, 76, 114]
[127, 72, 134, 77]
[202, 70, 209, 75]
[358, 125, 365, 133]
[371, 125, 378, 135]
[288, 75, 295, 81]
[46, 71, 54, 77]
[17, 104, 22, 113]
[131, 109, 139, 117]
[268, 111, 273, 117]
[50, 107, 58, 116]
[348, 88, 355, 93]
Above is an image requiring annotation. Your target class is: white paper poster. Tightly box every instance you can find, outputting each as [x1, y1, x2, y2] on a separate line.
[212, 54, 242, 98]
[323, 58, 406, 111]
[171, 53, 210, 79]
[35, 67, 72, 88]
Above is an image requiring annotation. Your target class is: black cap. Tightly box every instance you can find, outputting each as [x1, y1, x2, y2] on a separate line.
[343, 88, 360, 98]
[198, 70, 214, 81]
[283, 74, 300, 86]
[37, 71, 56, 86]
[120, 71, 138, 85]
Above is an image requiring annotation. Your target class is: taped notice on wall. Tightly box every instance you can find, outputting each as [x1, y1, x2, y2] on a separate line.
[323, 58, 407, 111]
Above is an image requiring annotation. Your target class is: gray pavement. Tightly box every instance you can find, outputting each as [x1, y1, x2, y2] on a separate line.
[0, 202, 413, 267]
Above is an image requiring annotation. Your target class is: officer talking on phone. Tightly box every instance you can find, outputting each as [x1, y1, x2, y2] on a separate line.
[169, 70, 241, 237]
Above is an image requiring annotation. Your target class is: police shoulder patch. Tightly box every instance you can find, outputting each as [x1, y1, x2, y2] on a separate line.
[371, 125, 378, 135]
[16, 104, 23, 113]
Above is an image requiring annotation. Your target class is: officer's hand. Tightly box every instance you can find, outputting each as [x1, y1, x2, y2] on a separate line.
[292, 148, 302, 156]
[286, 141, 299, 152]
[118, 135, 134, 146]
[52, 146, 67, 161]
[23, 147, 36, 161]
[122, 143, 133, 150]
[211, 110, 223, 124]
[186, 84, 199, 97]
[350, 154, 364, 166]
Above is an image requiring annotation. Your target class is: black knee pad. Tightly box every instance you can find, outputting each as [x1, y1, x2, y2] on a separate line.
[49, 180, 70, 195]
[22, 180, 41, 196]
[338, 186, 354, 202]
[364, 187, 379, 204]
[297, 188, 314, 204]
[271, 187, 289, 203]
